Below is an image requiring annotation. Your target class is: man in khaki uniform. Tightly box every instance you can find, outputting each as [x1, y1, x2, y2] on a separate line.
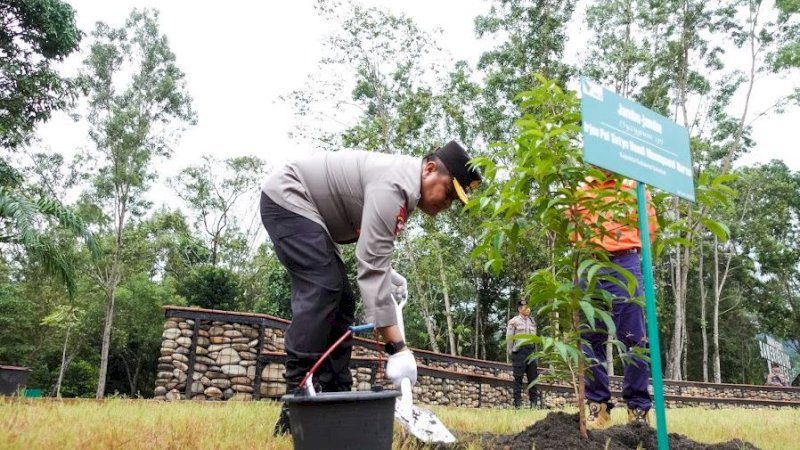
[506, 299, 539, 408]
[766, 363, 789, 387]
[261, 141, 481, 434]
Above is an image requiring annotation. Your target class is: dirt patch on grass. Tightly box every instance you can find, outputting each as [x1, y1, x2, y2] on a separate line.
[407, 412, 760, 450]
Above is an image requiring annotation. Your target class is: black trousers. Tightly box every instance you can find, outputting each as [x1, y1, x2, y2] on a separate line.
[260, 193, 355, 392]
[512, 346, 539, 406]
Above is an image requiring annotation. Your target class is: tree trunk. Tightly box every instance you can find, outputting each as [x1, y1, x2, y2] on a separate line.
[699, 241, 709, 382]
[436, 250, 457, 356]
[666, 202, 692, 381]
[667, 244, 691, 380]
[606, 341, 614, 376]
[666, 248, 681, 378]
[480, 325, 487, 361]
[719, 0, 761, 175]
[55, 326, 71, 398]
[712, 236, 722, 383]
[423, 301, 440, 353]
[574, 311, 588, 439]
[682, 333, 688, 381]
[120, 352, 135, 395]
[474, 297, 480, 359]
[421, 296, 440, 353]
[416, 283, 440, 353]
[477, 280, 487, 360]
[133, 357, 142, 396]
[96, 288, 117, 399]
[409, 240, 441, 353]
[667, 253, 684, 378]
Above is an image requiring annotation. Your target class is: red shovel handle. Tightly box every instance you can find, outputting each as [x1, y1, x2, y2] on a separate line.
[297, 323, 376, 391]
[298, 329, 353, 390]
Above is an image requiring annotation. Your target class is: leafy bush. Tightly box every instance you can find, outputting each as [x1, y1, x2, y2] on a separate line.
[176, 265, 242, 311]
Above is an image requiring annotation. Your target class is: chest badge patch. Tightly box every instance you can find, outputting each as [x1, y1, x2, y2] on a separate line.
[394, 203, 408, 236]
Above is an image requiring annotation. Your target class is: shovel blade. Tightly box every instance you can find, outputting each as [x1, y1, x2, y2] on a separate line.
[394, 402, 456, 444]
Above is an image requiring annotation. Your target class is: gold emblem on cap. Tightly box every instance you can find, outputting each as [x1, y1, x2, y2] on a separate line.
[453, 179, 469, 204]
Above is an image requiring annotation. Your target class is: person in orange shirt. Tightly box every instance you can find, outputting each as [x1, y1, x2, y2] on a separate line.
[572, 172, 657, 430]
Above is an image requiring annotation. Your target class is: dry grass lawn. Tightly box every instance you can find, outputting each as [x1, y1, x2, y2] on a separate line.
[0, 399, 796, 449]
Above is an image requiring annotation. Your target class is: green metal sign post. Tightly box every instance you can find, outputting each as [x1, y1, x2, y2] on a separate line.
[581, 78, 696, 450]
[635, 181, 668, 450]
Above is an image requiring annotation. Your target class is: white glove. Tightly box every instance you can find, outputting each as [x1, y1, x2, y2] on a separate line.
[390, 268, 408, 302]
[385, 350, 417, 386]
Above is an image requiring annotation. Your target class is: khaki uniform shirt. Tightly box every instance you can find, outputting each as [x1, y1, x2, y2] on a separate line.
[262, 151, 421, 328]
[767, 370, 789, 387]
[506, 314, 536, 354]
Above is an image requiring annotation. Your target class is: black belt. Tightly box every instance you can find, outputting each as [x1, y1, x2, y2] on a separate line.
[610, 248, 639, 257]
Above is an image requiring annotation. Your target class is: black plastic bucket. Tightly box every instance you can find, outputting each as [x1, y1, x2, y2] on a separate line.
[282, 390, 400, 450]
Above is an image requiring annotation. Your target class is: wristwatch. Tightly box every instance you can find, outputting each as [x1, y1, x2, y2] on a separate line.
[384, 340, 406, 355]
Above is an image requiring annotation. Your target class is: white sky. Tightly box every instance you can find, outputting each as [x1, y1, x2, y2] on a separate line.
[34, 0, 799, 215]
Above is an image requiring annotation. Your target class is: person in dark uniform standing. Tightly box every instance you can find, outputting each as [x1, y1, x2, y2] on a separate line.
[260, 141, 481, 435]
[506, 299, 539, 408]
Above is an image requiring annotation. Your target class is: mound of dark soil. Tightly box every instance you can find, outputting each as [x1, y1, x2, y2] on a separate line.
[413, 412, 760, 450]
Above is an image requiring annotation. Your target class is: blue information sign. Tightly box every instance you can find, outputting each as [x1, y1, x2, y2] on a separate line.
[580, 78, 695, 201]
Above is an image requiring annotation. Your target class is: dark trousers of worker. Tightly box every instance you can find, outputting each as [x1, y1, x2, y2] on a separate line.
[582, 250, 652, 411]
[512, 345, 539, 407]
[260, 193, 355, 392]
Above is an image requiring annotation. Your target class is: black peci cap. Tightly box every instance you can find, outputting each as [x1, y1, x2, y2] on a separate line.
[434, 141, 482, 204]
[517, 299, 528, 307]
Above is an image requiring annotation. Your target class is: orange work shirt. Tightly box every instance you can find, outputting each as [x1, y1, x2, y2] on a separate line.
[569, 178, 658, 253]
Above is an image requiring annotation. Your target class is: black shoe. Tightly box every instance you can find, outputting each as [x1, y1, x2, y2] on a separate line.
[273, 404, 291, 436]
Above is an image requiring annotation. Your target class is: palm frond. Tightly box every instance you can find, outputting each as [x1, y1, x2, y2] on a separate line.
[0, 186, 95, 297]
[35, 196, 100, 256]
[12, 228, 77, 297]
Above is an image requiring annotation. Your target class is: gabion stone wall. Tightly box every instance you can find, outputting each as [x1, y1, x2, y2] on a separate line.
[155, 319, 263, 400]
[156, 306, 800, 409]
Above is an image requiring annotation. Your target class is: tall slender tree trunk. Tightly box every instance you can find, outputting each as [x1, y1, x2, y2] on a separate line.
[474, 297, 480, 359]
[96, 192, 127, 399]
[682, 334, 688, 381]
[96, 288, 117, 399]
[55, 327, 71, 398]
[436, 249, 457, 356]
[480, 325, 487, 361]
[699, 241, 709, 382]
[712, 236, 722, 383]
[409, 238, 441, 353]
[667, 0, 695, 381]
[667, 245, 690, 380]
[423, 306, 440, 353]
[667, 203, 692, 380]
[719, 0, 761, 175]
[120, 352, 143, 396]
[414, 279, 440, 353]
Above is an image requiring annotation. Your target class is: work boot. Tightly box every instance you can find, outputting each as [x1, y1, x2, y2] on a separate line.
[586, 402, 611, 430]
[529, 389, 539, 409]
[627, 407, 651, 426]
[273, 403, 291, 436]
[273, 379, 301, 436]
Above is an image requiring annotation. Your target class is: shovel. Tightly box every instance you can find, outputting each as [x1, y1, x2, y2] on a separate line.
[392, 295, 457, 445]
